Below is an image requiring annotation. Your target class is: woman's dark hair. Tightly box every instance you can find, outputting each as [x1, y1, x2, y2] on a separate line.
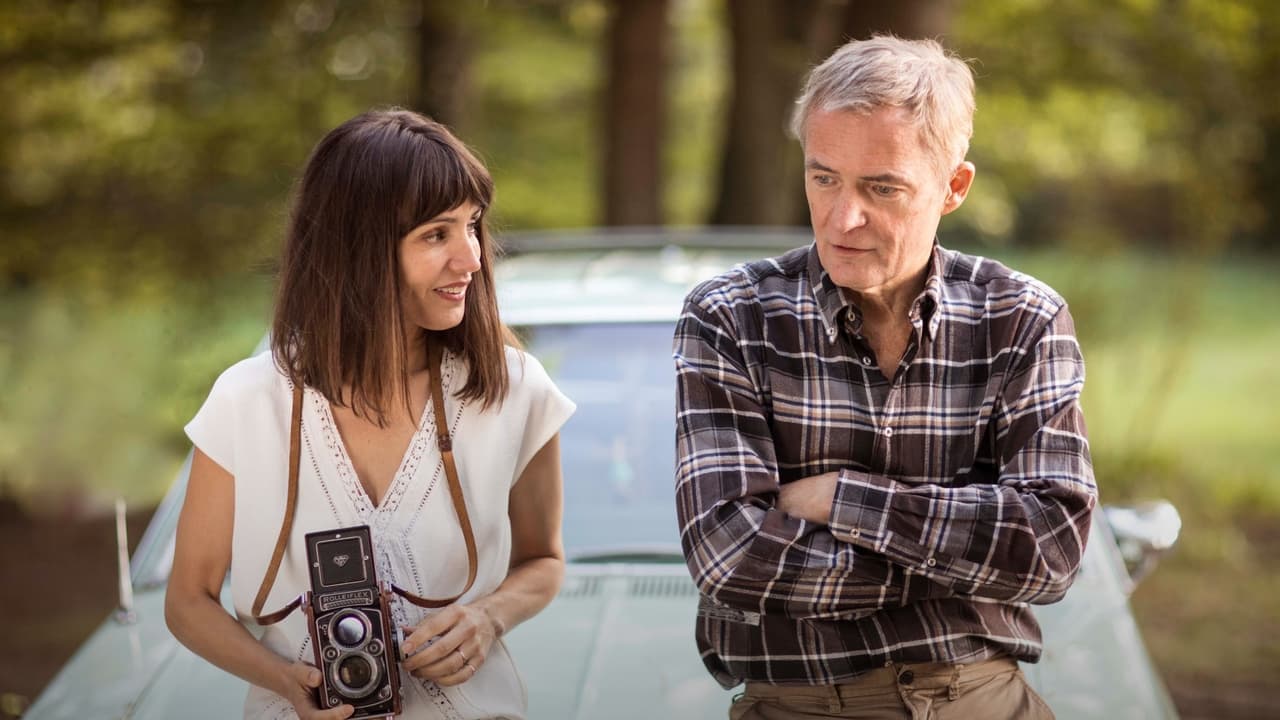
[272, 108, 513, 422]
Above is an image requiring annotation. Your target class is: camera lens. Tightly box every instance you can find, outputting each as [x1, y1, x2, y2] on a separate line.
[336, 655, 377, 697]
[333, 614, 367, 647]
[328, 650, 381, 699]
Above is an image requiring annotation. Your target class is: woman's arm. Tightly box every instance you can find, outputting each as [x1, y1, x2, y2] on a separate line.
[165, 448, 353, 719]
[401, 434, 566, 685]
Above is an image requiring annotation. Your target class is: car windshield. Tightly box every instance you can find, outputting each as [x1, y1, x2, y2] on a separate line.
[515, 321, 682, 562]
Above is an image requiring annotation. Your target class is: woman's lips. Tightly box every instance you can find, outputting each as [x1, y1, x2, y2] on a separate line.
[434, 283, 469, 302]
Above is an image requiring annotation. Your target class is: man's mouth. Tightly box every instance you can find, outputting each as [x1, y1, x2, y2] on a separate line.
[831, 243, 873, 253]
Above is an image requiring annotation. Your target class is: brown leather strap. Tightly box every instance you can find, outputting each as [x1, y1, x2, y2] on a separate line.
[251, 344, 479, 624]
[252, 383, 304, 624]
[394, 342, 479, 608]
[253, 594, 303, 626]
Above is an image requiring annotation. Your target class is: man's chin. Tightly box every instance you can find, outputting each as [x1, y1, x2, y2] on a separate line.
[826, 271, 881, 294]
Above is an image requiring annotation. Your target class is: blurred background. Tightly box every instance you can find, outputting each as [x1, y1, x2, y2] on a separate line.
[1, 0, 1277, 717]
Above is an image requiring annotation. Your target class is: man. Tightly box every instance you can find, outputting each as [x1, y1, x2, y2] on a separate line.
[673, 36, 1094, 719]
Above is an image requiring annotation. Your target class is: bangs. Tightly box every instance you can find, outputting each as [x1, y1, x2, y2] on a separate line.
[399, 132, 494, 234]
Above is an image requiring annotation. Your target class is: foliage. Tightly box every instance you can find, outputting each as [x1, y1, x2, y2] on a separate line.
[0, 276, 272, 509]
[951, 0, 1280, 252]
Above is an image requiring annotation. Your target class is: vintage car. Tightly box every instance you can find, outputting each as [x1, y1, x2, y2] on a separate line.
[26, 229, 1182, 719]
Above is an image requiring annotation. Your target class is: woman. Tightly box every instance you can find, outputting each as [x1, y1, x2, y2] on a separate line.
[166, 109, 574, 719]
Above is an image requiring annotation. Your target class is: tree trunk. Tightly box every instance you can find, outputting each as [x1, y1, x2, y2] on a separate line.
[709, 1, 834, 226]
[602, 0, 669, 226]
[413, 2, 471, 129]
[840, 0, 955, 41]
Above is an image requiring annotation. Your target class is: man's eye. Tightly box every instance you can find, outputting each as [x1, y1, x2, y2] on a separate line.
[871, 185, 898, 197]
[812, 174, 835, 187]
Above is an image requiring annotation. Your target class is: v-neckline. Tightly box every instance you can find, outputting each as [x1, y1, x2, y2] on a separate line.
[311, 351, 452, 516]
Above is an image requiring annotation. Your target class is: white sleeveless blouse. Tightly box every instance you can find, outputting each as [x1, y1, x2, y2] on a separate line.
[185, 347, 575, 720]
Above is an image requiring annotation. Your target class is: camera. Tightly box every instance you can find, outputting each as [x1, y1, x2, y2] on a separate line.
[303, 526, 402, 718]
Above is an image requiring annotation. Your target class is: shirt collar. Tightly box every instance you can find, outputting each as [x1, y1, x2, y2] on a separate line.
[807, 241, 945, 344]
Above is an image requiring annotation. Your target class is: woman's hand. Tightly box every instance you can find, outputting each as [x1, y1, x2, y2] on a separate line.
[168, 449, 357, 717]
[398, 434, 567, 688]
[400, 604, 501, 686]
[277, 662, 355, 719]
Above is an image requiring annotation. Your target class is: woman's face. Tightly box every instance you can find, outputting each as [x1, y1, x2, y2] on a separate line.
[398, 201, 483, 333]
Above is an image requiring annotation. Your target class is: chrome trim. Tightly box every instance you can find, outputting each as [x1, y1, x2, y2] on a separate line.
[114, 498, 137, 624]
[1103, 500, 1182, 589]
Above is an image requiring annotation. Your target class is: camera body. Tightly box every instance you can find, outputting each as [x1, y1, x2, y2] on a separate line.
[303, 526, 402, 718]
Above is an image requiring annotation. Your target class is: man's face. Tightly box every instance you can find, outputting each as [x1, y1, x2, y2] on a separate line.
[803, 106, 973, 301]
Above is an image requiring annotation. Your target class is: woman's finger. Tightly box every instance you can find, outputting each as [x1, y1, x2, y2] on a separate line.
[402, 622, 476, 672]
[407, 641, 472, 678]
[304, 703, 355, 720]
[288, 661, 323, 688]
[401, 605, 463, 655]
[433, 655, 481, 687]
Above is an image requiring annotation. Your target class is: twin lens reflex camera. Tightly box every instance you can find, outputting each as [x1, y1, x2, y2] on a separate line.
[303, 526, 403, 717]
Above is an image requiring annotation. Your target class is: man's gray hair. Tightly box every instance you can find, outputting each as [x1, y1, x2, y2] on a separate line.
[790, 35, 975, 170]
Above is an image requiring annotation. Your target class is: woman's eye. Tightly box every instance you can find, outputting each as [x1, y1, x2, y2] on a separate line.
[427, 230, 447, 243]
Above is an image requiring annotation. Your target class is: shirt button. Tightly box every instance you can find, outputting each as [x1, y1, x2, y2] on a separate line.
[861, 356, 873, 366]
[850, 529, 860, 538]
[882, 427, 894, 438]
[926, 557, 937, 567]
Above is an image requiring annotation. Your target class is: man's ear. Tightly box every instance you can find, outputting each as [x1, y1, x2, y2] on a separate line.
[942, 161, 976, 215]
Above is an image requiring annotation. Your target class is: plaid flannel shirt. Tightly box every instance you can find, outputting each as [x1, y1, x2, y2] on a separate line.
[673, 242, 1096, 688]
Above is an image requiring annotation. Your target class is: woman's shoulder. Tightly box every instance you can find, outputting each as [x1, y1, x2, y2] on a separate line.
[502, 344, 549, 385]
[208, 350, 287, 399]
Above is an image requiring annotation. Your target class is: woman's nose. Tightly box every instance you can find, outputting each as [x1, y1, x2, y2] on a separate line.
[452, 236, 482, 273]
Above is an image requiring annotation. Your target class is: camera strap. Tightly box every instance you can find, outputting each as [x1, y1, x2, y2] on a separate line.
[251, 342, 479, 625]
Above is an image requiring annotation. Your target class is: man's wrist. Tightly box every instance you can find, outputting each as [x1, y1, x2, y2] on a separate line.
[828, 469, 893, 549]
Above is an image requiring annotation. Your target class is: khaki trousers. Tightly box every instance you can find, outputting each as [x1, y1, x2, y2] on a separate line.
[728, 658, 1055, 720]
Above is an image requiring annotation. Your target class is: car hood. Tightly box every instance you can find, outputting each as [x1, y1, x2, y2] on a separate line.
[505, 564, 733, 720]
[29, 524, 1176, 720]
[29, 569, 728, 720]
[25, 587, 245, 720]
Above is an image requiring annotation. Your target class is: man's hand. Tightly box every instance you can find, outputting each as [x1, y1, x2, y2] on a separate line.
[776, 471, 840, 524]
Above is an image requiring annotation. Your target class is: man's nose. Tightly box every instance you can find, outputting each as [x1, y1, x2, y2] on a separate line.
[832, 191, 867, 231]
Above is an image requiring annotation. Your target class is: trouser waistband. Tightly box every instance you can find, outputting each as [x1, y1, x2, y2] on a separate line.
[742, 657, 1020, 704]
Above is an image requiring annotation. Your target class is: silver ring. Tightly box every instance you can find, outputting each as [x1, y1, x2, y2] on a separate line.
[456, 647, 469, 663]
[465, 660, 478, 674]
